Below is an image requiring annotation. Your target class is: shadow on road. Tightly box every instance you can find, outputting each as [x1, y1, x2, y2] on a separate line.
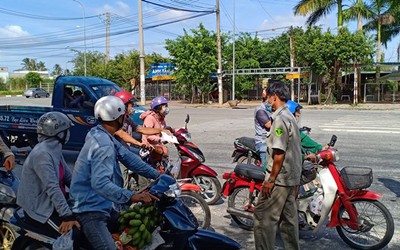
[378, 177, 400, 197]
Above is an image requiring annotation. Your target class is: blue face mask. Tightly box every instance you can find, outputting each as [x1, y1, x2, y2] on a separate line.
[265, 104, 272, 112]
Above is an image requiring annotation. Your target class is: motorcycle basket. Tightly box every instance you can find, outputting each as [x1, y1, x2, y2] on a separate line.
[340, 167, 373, 190]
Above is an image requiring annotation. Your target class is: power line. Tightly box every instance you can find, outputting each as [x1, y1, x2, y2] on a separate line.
[0, 7, 101, 20]
[142, 0, 215, 13]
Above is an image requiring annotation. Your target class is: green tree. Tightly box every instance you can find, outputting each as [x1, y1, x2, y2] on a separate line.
[25, 72, 43, 87]
[165, 23, 220, 103]
[71, 50, 107, 76]
[21, 58, 37, 71]
[295, 27, 374, 103]
[52, 64, 63, 76]
[293, 0, 345, 28]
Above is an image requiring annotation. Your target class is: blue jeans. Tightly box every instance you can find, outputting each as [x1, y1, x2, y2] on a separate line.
[255, 142, 267, 172]
[76, 211, 119, 250]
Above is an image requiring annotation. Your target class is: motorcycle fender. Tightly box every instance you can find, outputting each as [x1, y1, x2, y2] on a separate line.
[187, 228, 241, 250]
[180, 183, 202, 192]
[327, 190, 383, 227]
[190, 164, 218, 177]
[232, 151, 245, 163]
[314, 168, 337, 232]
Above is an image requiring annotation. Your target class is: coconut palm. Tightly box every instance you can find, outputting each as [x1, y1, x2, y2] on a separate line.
[343, 0, 373, 31]
[362, 0, 399, 79]
[293, 0, 345, 28]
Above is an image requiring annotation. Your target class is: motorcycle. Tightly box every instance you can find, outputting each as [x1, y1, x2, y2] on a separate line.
[231, 126, 312, 166]
[168, 114, 221, 205]
[10, 175, 241, 250]
[221, 135, 395, 249]
[0, 166, 19, 249]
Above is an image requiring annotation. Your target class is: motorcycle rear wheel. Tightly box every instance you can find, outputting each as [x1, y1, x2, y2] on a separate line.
[336, 199, 394, 250]
[237, 156, 261, 166]
[193, 176, 221, 205]
[180, 191, 211, 229]
[1, 222, 16, 250]
[228, 187, 258, 231]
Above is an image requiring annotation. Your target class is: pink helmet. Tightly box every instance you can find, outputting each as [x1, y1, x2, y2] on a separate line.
[150, 96, 169, 110]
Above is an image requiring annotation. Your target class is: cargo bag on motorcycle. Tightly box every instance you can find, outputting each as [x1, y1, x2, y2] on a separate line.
[300, 160, 316, 185]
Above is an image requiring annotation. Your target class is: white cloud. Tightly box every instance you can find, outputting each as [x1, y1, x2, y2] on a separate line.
[0, 25, 30, 38]
[96, 1, 131, 16]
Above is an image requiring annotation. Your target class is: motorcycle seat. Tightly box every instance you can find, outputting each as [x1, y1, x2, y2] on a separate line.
[235, 137, 256, 151]
[234, 164, 265, 182]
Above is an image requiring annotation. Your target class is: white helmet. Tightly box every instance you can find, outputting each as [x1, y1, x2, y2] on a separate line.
[94, 96, 126, 121]
[37, 112, 72, 136]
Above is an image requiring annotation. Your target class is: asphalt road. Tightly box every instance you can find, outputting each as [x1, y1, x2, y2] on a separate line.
[2, 96, 400, 249]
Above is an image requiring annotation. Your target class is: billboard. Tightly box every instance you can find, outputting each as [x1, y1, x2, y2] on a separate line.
[147, 63, 175, 81]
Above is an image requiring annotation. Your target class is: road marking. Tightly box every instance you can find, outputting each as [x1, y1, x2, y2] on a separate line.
[322, 128, 400, 134]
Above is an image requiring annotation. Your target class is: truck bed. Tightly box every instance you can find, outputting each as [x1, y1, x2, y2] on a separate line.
[0, 105, 52, 131]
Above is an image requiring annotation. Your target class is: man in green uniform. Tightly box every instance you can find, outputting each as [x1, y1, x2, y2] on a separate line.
[253, 82, 302, 250]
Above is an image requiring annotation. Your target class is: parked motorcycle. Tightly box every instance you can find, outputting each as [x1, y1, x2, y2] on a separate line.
[222, 136, 394, 249]
[169, 114, 221, 205]
[0, 167, 19, 249]
[231, 126, 312, 166]
[10, 175, 241, 250]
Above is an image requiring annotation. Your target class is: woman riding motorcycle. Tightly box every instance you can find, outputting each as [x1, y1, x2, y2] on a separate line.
[17, 112, 80, 238]
[140, 96, 170, 156]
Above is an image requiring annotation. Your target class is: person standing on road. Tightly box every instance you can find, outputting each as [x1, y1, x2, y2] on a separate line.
[254, 88, 272, 171]
[253, 82, 302, 250]
[0, 137, 15, 170]
[69, 96, 159, 249]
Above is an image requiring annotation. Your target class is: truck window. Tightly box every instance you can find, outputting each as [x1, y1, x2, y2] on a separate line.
[64, 85, 94, 109]
[91, 85, 121, 99]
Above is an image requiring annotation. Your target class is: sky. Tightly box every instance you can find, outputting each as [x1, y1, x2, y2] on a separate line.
[0, 0, 399, 73]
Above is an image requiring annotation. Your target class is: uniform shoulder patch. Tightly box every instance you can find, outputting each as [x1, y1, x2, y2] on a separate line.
[275, 128, 283, 136]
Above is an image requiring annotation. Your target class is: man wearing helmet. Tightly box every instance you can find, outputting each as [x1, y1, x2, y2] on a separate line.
[139, 96, 170, 155]
[17, 112, 80, 239]
[0, 137, 15, 171]
[69, 96, 159, 249]
[254, 88, 272, 171]
[286, 100, 329, 162]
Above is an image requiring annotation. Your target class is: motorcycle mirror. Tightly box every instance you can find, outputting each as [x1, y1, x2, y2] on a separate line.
[329, 135, 337, 147]
[185, 114, 190, 130]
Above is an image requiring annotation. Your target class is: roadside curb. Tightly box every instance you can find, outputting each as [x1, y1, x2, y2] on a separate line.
[1, 95, 23, 98]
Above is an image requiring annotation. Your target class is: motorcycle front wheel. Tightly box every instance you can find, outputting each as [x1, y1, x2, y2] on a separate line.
[1, 222, 16, 250]
[336, 199, 394, 250]
[193, 176, 221, 205]
[228, 187, 258, 231]
[180, 191, 211, 229]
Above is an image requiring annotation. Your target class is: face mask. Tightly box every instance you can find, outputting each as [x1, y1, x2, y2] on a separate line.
[64, 130, 70, 144]
[57, 130, 70, 145]
[162, 107, 170, 116]
[265, 104, 272, 113]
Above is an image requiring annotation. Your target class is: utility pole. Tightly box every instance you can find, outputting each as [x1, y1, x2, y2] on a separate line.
[105, 12, 110, 62]
[289, 26, 295, 100]
[354, 63, 358, 105]
[216, 0, 223, 105]
[232, 0, 236, 101]
[138, 0, 146, 105]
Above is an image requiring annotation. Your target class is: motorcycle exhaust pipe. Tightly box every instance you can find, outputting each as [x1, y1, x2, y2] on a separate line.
[227, 207, 254, 220]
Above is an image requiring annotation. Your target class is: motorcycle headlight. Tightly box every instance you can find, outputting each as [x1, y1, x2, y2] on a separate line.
[332, 150, 339, 162]
[181, 133, 191, 142]
[164, 183, 181, 197]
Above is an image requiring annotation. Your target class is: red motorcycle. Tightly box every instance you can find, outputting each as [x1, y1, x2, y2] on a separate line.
[222, 136, 394, 249]
[169, 115, 222, 205]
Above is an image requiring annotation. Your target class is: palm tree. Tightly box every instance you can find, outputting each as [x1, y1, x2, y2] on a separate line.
[343, 0, 373, 31]
[21, 58, 37, 71]
[362, 0, 400, 79]
[293, 0, 345, 28]
[36, 61, 47, 71]
[52, 64, 63, 76]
